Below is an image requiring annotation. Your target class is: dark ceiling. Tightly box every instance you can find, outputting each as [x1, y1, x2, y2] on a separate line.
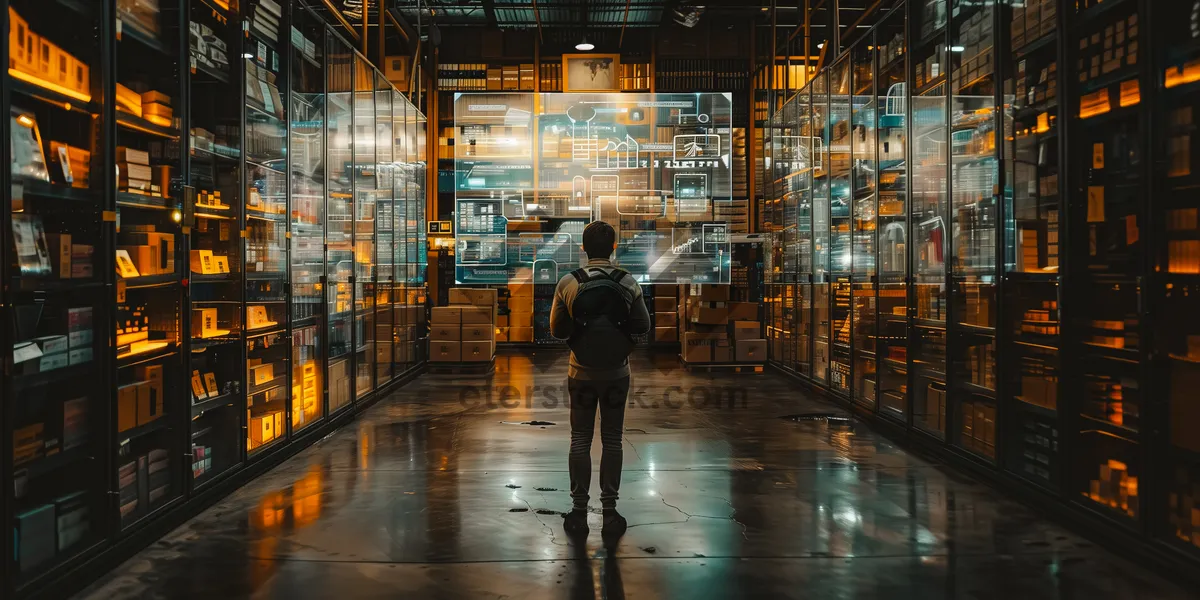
[302, 0, 890, 62]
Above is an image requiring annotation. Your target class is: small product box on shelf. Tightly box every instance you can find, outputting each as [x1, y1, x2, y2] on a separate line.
[67, 306, 93, 348]
[117, 383, 139, 432]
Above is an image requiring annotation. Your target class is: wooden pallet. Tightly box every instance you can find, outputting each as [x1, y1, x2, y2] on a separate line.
[426, 358, 496, 375]
[678, 355, 764, 373]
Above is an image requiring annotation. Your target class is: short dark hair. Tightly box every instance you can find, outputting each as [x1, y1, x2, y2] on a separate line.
[582, 221, 616, 259]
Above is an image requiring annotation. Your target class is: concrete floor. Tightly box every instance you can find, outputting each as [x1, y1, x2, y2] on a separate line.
[77, 349, 1190, 599]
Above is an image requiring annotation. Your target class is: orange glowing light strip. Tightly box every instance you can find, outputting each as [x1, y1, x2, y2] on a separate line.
[1119, 80, 1140, 107]
[1079, 89, 1110, 119]
[1165, 58, 1200, 89]
[8, 68, 92, 104]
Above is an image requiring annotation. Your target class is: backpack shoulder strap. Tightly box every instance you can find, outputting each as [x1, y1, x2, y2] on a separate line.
[570, 268, 589, 283]
[607, 269, 629, 284]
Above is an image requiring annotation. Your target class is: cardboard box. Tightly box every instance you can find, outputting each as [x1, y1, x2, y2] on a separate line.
[461, 340, 493, 362]
[695, 285, 730, 302]
[736, 338, 767, 363]
[654, 296, 677, 312]
[508, 296, 534, 314]
[460, 306, 492, 324]
[508, 283, 534, 297]
[682, 333, 712, 363]
[117, 383, 138, 432]
[509, 312, 533, 329]
[430, 306, 462, 324]
[429, 323, 460, 341]
[496, 327, 510, 342]
[460, 324, 495, 342]
[449, 288, 498, 307]
[137, 365, 164, 425]
[250, 363, 274, 386]
[727, 302, 759, 321]
[654, 326, 678, 342]
[136, 379, 160, 425]
[509, 326, 534, 342]
[691, 303, 729, 325]
[732, 321, 761, 341]
[713, 345, 733, 363]
[430, 340, 461, 362]
[656, 311, 678, 327]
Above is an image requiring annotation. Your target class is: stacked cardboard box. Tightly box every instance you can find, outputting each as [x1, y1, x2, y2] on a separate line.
[117, 146, 152, 194]
[251, 0, 281, 42]
[681, 285, 765, 364]
[117, 364, 164, 433]
[653, 285, 678, 343]
[118, 226, 175, 277]
[8, 7, 91, 100]
[431, 288, 498, 362]
[504, 283, 534, 343]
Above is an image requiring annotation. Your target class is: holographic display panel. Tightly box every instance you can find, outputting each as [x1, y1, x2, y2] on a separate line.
[454, 92, 734, 284]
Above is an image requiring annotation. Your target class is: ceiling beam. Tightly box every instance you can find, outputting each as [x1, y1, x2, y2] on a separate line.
[839, 0, 884, 42]
[619, 0, 632, 47]
[319, 0, 362, 43]
[482, 0, 497, 27]
[532, 0, 544, 43]
[786, 0, 824, 44]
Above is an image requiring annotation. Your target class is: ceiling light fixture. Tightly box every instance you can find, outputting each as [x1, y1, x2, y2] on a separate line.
[575, 36, 594, 51]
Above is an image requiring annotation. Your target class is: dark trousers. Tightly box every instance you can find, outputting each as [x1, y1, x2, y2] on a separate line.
[567, 377, 630, 510]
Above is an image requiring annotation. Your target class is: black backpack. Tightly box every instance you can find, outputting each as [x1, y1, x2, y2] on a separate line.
[566, 268, 636, 370]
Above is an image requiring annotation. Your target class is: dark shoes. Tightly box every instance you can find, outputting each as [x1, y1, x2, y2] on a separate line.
[562, 509, 589, 536]
[601, 509, 627, 546]
[563, 508, 628, 546]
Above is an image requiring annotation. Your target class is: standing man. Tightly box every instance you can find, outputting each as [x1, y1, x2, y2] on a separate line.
[550, 221, 651, 543]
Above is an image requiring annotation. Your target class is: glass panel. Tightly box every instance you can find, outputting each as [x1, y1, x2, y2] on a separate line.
[877, 8, 909, 420]
[353, 58, 376, 399]
[1003, 0, 1061, 487]
[829, 60, 852, 395]
[289, 13, 326, 433]
[852, 40, 878, 409]
[812, 72, 830, 384]
[779, 96, 799, 372]
[948, 0, 998, 460]
[911, 0, 949, 438]
[1069, 0, 1143, 522]
[187, 0, 245, 484]
[109, 0, 187, 529]
[8, 0, 109, 579]
[1158, 0, 1200, 555]
[374, 73, 394, 386]
[795, 87, 814, 377]
[245, 26, 289, 455]
[326, 36, 354, 413]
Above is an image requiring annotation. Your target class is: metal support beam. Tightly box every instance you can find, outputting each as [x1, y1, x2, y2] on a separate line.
[829, 0, 839, 60]
[532, 0, 544, 44]
[378, 0, 387, 69]
[786, 0, 825, 44]
[482, 0, 497, 27]
[840, 0, 884, 43]
[361, 0, 369, 56]
[619, 0, 632, 48]
[319, 0, 362, 43]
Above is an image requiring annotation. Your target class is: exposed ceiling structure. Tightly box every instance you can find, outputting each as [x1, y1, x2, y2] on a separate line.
[299, 0, 893, 70]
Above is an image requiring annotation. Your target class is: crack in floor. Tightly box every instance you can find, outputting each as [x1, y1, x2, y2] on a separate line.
[513, 494, 567, 548]
[643, 472, 750, 540]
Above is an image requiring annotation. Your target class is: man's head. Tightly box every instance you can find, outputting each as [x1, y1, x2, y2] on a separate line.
[582, 221, 617, 259]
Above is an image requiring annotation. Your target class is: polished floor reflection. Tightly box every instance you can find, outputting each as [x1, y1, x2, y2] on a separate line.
[77, 350, 1189, 599]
